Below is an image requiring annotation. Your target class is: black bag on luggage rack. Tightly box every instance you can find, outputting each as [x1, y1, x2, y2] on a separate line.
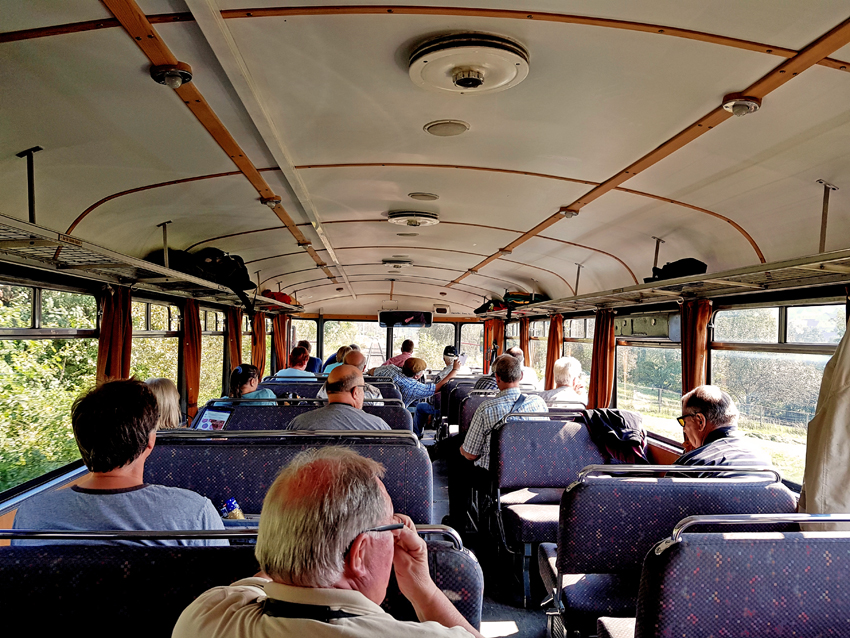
[644, 257, 707, 283]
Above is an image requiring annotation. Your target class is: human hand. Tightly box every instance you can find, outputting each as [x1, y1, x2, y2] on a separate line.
[452, 359, 461, 371]
[392, 513, 437, 603]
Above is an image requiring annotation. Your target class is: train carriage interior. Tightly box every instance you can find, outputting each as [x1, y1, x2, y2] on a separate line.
[3, 1, 850, 636]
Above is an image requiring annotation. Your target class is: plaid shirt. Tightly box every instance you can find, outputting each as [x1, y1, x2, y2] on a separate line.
[462, 387, 547, 470]
[394, 374, 436, 407]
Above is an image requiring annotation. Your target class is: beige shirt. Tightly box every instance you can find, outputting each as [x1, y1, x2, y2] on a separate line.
[172, 578, 473, 638]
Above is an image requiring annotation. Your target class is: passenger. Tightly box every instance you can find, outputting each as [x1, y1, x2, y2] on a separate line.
[12, 379, 227, 546]
[472, 347, 525, 391]
[434, 346, 471, 382]
[144, 377, 183, 429]
[506, 346, 539, 387]
[384, 339, 415, 367]
[275, 346, 317, 379]
[317, 350, 383, 403]
[395, 357, 460, 437]
[298, 339, 323, 375]
[229, 364, 277, 406]
[324, 345, 352, 373]
[674, 385, 773, 478]
[443, 355, 547, 530]
[173, 447, 481, 638]
[287, 365, 390, 431]
[539, 357, 587, 405]
[323, 343, 360, 370]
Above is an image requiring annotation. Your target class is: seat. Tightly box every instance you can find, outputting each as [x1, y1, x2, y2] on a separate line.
[541, 468, 799, 638]
[363, 402, 414, 431]
[145, 430, 434, 523]
[458, 391, 495, 437]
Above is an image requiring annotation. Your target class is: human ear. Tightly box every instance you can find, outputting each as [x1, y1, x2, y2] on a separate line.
[345, 534, 369, 579]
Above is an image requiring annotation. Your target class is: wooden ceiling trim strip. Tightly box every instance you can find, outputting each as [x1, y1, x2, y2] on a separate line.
[99, 0, 336, 283]
[301, 291, 477, 311]
[4, 8, 848, 75]
[297, 164, 763, 263]
[454, 15, 850, 286]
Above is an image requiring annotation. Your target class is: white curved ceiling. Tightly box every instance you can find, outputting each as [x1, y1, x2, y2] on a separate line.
[1, 1, 850, 316]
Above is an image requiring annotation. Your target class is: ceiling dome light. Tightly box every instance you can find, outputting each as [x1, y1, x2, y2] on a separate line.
[409, 32, 530, 94]
[150, 62, 193, 89]
[387, 210, 440, 227]
[409, 192, 439, 201]
[424, 120, 469, 136]
[397, 232, 420, 237]
[722, 93, 761, 117]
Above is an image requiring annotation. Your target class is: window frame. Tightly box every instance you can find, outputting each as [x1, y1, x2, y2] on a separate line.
[0, 283, 98, 340]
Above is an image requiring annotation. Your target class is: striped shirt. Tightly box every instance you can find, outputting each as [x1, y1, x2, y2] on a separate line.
[674, 426, 773, 478]
[462, 388, 548, 470]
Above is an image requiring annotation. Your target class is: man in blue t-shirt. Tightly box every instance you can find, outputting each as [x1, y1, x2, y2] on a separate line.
[12, 379, 227, 546]
[297, 340, 323, 375]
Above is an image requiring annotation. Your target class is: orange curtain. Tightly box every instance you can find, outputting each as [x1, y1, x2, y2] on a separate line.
[226, 307, 243, 370]
[183, 299, 202, 421]
[96, 285, 132, 383]
[272, 314, 289, 374]
[519, 318, 530, 362]
[587, 310, 616, 409]
[251, 312, 267, 377]
[544, 314, 564, 390]
[482, 319, 505, 374]
[681, 299, 713, 394]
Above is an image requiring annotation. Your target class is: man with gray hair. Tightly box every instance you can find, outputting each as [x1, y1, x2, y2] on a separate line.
[317, 350, 383, 403]
[674, 384, 772, 477]
[173, 447, 482, 638]
[539, 356, 586, 405]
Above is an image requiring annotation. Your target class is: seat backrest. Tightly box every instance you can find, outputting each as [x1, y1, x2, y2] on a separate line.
[145, 434, 433, 523]
[258, 381, 323, 397]
[493, 418, 604, 491]
[636, 531, 850, 637]
[363, 404, 413, 431]
[458, 393, 494, 436]
[448, 383, 476, 425]
[0, 539, 482, 636]
[557, 477, 799, 575]
[201, 402, 410, 431]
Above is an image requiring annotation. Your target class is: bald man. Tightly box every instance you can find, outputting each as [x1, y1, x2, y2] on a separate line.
[316, 350, 383, 403]
[288, 365, 390, 431]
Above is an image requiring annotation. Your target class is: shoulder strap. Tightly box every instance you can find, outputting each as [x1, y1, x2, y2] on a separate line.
[511, 393, 527, 412]
[262, 598, 361, 623]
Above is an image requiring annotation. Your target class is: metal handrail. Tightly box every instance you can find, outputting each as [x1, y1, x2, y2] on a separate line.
[414, 525, 463, 550]
[156, 429, 420, 444]
[577, 464, 781, 483]
[497, 410, 584, 428]
[670, 512, 850, 543]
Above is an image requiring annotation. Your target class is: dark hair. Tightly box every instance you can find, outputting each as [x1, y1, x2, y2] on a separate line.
[72, 379, 159, 473]
[296, 340, 312, 354]
[401, 339, 414, 353]
[506, 346, 525, 365]
[289, 346, 309, 367]
[494, 354, 522, 383]
[326, 370, 360, 395]
[230, 364, 260, 398]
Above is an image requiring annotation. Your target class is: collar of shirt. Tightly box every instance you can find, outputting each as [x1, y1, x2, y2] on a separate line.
[702, 425, 742, 446]
[263, 582, 385, 618]
[496, 387, 521, 399]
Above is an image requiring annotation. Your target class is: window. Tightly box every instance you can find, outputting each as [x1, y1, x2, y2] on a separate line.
[460, 323, 484, 372]
[563, 317, 594, 383]
[392, 323, 456, 370]
[241, 314, 252, 368]
[0, 285, 98, 493]
[710, 303, 845, 486]
[528, 320, 548, 381]
[290, 318, 318, 361]
[324, 321, 387, 370]
[199, 310, 225, 406]
[505, 321, 519, 352]
[616, 345, 682, 441]
[130, 301, 180, 382]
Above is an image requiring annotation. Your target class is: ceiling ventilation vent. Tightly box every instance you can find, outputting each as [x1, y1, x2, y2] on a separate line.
[382, 257, 413, 270]
[409, 32, 530, 94]
[387, 210, 440, 227]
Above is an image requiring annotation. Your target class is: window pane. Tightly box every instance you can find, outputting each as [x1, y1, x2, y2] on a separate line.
[505, 322, 519, 338]
[241, 335, 251, 367]
[291, 319, 318, 357]
[131, 302, 146, 330]
[131, 337, 179, 381]
[714, 308, 779, 343]
[393, 324, 455, 370]
[214, 312, 224, 332]
[265, 334, 272, 378]
[529, 320, 548, 381]
[587, 317, 595, 339]
[169, 306, 180, 332]
[568, 319, 585, 339]
[562, 342, 592, 384]
[323, 321, 387, 370]
[711, 350, 823, 485]
[0, 337, 97, 492]
[242, 315, 251, 333]
[149, 304, 168, 331]
[616, 346, 682, 441]
[0, 285, 32, 328]
[41, 290, 96, 329]
[460, 323, 484, 372]
[199, 335, 224, 406]
[787, 305, 846, 344]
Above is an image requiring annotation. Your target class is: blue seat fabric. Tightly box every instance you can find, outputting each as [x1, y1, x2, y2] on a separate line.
[196, 403, 412, 431]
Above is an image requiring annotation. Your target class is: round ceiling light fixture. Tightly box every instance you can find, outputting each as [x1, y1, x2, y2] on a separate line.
[423, 119, 469, 136]
[409, 192, 439, 201]
[722, 93, 761, 117]
[387, 210, 440, 227]
[409, 32, 530, 94]
[150, 62, 193, 89]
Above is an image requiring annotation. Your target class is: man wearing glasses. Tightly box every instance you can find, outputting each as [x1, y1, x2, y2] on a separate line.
[287, 365, 390, 431]
[174, 447, 482, 638]
[674, 385, 772, 477]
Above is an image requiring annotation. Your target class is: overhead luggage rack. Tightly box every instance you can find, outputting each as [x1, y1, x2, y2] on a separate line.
[0, 213, 302, 312]
[477, 248, 850, 318]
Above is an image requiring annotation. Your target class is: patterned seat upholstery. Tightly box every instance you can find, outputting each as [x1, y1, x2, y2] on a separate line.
[197, 403, 412, 431]
[363, 404, 413, 431]
[146, 434, 433, 523]
[259, 381, 402, 401]
[458, 393, 492, 436]
[0, 539, 482, 637]
[543, 476, 799, 637]
[448, 384, 476, 426]
[635, 531, 850, 637]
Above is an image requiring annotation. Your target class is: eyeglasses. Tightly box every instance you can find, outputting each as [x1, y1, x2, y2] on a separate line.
[676, 412, 701, 427]
[351, 384, 366, 392]
[344, 523, 404, 556]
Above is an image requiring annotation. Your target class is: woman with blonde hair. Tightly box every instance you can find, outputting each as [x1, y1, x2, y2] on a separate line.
[144, 377, 183, 430]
